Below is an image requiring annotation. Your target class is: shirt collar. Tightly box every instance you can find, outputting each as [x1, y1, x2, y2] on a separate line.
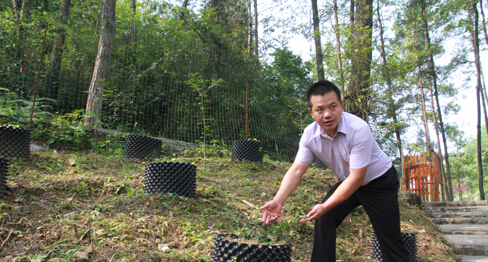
[312, 112, 347, 140]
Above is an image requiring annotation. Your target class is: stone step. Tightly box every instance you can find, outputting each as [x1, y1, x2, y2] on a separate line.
[433, 216, 488, 225]
[439, 224, 488, 235]
[460, 255, 488, 262]
[426, 205, 488, 214]
[429, 211, 487, 218]
[424, 200, 488, 207]
[445, 235, 488, 256]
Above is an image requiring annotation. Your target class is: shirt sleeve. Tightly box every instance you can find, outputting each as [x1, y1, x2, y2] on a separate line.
[294, 132, 314, 164]
[349, 125, 374, 169]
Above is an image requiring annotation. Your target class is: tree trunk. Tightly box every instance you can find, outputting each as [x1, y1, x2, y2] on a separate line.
[11, 0, 20, 23]
[429, 83, 447, 201]
[333, 0, 344, 93]
[46, 0, 71, 109]
[345, 0, 373, 122]
[178, 0, 188, 21]
[210, 0, 219, 20]
[312, 0, 324, 81]
[377, 2, 403, 172]
[418, 66, 432, 152]
[20, 0, 29, 22]
[84, 0, 116, 127]
[131, 0, 137, 64]
[247, 0, 252, 57]
[469, 1, 485, 200]
[480, 75, 488, 135]
[253, 0, 258, 57]
[459, 176, 463, 201]
[421, 0, 453, 200]
[479, 0, 488, 47]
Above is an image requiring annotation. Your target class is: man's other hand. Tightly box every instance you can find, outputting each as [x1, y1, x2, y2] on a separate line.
[300, 203, 327, 222]
[259, 200, 282, 224]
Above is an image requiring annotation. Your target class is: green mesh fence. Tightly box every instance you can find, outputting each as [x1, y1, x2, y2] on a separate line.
[0, 0, 313, 161]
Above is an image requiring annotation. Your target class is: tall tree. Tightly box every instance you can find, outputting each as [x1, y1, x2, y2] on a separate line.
[312, 0, 324, 81]
[333, 0, 344, 92]
[46, 0, 71, 109]
[420, 0, 453, 200]
[253, 0, 258, 57]
[345, 0, 373, 121]
[178, 0, 188, 21]
[247, 0, 252, 56]
[84, 0, 116, 126]
[468, 0, 485, 200]
[376, 0, 404, 168]
[479, 0, 488, 47]
[131, 0, 136, 51]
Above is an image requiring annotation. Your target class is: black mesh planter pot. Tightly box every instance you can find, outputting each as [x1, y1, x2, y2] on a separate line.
[144, 162, 196, 198]
[0, 126, 31, 159]
[231, 140, 263, 163]
[123, 134, 162, 159]
[371, 230, 417, 262]
[211, 234, 292, 262]
[315, 156, 328, 170]
[0, 157, 9, 196]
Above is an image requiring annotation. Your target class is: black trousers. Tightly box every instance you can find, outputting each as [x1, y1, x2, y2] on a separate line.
[311, 166, 409, 262]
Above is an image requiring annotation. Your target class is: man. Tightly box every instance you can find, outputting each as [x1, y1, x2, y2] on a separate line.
[260, 80, 409, 261]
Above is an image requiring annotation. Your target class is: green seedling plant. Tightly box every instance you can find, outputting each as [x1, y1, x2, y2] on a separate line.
[184, 73, 222, 172]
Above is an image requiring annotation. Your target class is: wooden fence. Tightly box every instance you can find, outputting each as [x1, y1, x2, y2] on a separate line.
[402, 153, 440, 202]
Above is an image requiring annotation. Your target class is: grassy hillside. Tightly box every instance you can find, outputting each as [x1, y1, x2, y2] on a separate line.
[0, 145, 459, 261]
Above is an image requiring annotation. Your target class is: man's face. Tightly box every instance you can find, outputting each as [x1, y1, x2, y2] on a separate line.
[308, 91, 343, 137]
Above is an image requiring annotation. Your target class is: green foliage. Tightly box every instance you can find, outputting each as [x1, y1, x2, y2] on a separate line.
[32, 110, 94, 150]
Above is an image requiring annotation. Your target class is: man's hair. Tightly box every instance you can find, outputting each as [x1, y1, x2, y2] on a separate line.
[306, 80, 342, 109]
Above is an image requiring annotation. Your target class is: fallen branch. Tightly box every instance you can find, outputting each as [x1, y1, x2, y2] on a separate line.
[242, 200, 255, 208]
[1, 229, 13, 247]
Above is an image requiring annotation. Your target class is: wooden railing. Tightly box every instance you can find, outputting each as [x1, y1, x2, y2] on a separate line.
[402, 153, 440, 202]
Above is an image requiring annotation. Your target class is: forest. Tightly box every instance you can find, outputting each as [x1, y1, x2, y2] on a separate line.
[0, 0, 487, 202]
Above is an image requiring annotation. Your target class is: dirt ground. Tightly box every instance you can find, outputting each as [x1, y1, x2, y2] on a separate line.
[0, 149, 460, 261]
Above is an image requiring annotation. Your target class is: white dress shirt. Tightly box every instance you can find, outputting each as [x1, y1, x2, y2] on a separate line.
[295, 112, 392, 185]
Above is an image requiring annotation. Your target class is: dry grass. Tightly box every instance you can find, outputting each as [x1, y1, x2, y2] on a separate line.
[0, 147, 460, 261]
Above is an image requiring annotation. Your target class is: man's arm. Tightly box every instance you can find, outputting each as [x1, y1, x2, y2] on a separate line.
[300, 166, 368, 222]
[259, 161, 310, 224]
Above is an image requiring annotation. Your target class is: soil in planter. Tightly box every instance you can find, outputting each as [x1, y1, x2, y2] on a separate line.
[222, 236, 287, 246]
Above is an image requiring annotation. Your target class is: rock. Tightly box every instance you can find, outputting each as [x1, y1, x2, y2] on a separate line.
[74, 251, 89, 262]
[64, 212, 76, 220]
[86, 246, 94, 254]
[158, 244, 170, 252]
[399, 191, 422, 207]
[68, 158, 76, 166]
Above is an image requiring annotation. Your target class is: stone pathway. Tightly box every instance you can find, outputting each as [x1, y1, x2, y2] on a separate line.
[424, 200, 488, 262]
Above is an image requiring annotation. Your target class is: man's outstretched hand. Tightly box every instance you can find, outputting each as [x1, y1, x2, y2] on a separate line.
[259, 200, 282, 224]
[299, 203, 327, 222]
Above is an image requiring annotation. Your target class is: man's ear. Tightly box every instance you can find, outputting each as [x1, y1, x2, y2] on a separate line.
[308, 107, 313, 117]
